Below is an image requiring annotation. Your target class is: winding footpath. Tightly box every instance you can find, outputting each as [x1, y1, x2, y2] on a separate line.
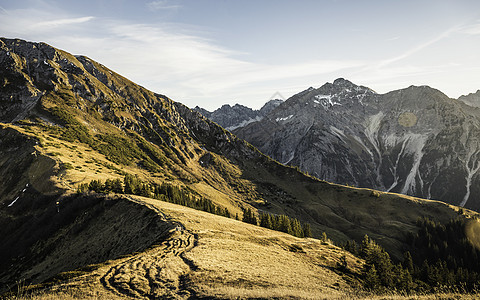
[95, 196, 199, 299]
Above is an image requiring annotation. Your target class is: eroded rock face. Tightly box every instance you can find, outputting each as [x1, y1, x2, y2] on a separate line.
[234, 79, 480, 210]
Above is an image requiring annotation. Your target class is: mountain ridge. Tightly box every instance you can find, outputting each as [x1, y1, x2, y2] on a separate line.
[193, 99, 283, 130]
[227, 78, 480, 210]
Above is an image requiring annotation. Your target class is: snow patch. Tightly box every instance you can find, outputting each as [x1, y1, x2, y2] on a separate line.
[353, 135, 373, 158]
[226, 116, 263, 130]
[314, 94, 341, 110]
[8, 196, 19, 207]
[386, 138, 408, 192]
[276, 115, 293, 122]
[284, 151, 295, 164]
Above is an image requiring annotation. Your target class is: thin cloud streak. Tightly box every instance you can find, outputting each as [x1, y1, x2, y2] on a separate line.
[147, 1, 181, 11]
[37, 16, 94, 27]
[378, 25, 461, 68]
[461, 23, 480, 35]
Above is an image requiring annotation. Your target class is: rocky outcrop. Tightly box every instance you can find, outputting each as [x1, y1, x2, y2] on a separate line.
[234, 79, 480, 211]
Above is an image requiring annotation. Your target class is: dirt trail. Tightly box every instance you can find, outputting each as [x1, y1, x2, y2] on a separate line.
[94, 197, 198, 299]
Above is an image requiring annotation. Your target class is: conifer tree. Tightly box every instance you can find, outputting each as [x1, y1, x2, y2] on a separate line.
[111, 178, 124, 193]
[403, 251, 414, 274]
[88, 179, 104, 193]
[242, 208, 257, 225]
[302, 223, 312, 238]
[364, 265, 380, 290]
[291, 218, 303, 238]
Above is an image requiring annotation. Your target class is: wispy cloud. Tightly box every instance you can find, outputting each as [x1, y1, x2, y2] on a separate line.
[0, 5, 361, 109]
[147, 1, 181, 11]
[93, 23, 364, 103]
[378, 25, 460, 68]
[37, 16, 94, 27]
[385, 36, 400, 41]
[460, 23, 480, 35]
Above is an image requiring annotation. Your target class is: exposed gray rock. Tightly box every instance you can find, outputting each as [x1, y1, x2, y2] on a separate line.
[194, 99, 283, 131]
[234, 79, 480, 211]
[458, 90, 480, 108]
[259, 99, 284, 115]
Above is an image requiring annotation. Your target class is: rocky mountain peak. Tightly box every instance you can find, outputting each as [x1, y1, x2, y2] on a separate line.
[329, 78, 375, 93]
[295, 78, 377, 111]
[458, 90, 480, 108]
[259, 99, 284, 114]
[333, 77, 355, 87]
[194, 99, 284, 131]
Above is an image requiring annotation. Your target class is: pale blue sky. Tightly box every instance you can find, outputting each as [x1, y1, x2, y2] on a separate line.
[1, 0, 479, 109]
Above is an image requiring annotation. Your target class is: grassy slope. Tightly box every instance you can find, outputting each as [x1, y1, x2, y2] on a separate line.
[9, 197, 479, 300]
[237, 157, 471, 259]
[11, 196, 364, 299]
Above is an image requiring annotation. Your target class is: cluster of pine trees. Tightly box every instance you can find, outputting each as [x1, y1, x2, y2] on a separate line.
[77, 175, 231, 218]
[406, 217, 480, 290]
[241, 208, 311, 238]
[342, 217, 480, 293]
[78, 176, 314, 240]
[357, 236, 414, 292]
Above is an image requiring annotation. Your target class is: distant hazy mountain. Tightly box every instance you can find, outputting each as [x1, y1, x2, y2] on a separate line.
[234, 78, 480, 211]
[194, 99, 283, 130]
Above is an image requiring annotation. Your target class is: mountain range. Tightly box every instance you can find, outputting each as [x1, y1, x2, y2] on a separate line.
[1, 38, 480, 299]
[196, 78, 480, 211]
[193, 99, 283, 131]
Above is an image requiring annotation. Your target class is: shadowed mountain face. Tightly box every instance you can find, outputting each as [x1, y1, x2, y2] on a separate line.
[234, 78, 480, 211]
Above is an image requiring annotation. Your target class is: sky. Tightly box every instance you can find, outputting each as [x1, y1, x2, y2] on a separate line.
[1, 0, 480, 110]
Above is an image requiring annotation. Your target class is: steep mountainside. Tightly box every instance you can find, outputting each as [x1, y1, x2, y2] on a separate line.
[194, 99, 283, 130]
[1, 38, 478, 297]
[234, 79, 480, 211]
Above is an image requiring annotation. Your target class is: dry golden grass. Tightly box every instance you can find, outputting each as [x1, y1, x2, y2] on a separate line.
[7, 196, 362, 299]
[6, 197, 480, 299]
[138, 197, 362, 299]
